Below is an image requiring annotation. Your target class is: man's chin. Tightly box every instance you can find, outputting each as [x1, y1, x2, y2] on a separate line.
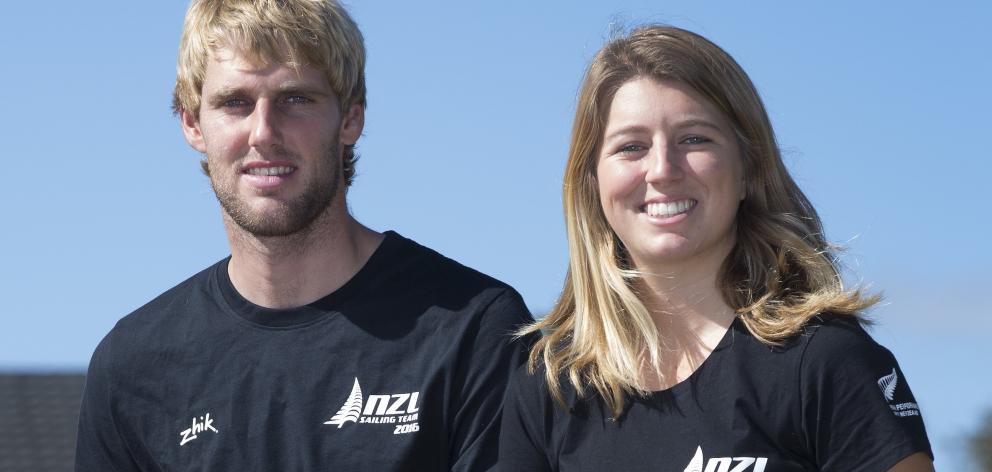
[212, 164, 340, 240]
[222, 201, 334, 239]
[231, 219, 307, 238]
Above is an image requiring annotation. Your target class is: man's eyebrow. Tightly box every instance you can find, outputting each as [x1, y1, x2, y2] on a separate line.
[275, 83, 331, 98]
[205, 87, 246, 107]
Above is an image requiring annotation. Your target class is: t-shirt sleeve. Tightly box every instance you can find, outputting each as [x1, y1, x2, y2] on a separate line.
[799, 319, 933, 471]
[448, 288, 538, 472]
[497, 364, 555, 472]
[75, 333, 142, 472]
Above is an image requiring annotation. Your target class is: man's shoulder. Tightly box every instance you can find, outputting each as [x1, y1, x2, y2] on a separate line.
[105, 260, 224, 346]
[386, 231, 509, 287]
[382, 231, 533, 324]
[88, 260, 226, 379]
[385, 231, 519, 299]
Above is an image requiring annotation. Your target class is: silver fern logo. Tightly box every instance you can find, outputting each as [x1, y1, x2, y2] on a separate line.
[682, 446, 768, 472]
[877, 368, 898, 402]
[877, 367, 921, 417]
[684, 446, 704, 472]
[324, 378, 363, 428]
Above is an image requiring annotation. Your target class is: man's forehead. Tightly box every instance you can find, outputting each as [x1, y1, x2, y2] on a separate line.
[208, 45, 293, 73]
[197, 60, 338, 114]
[201, 46, 324, 90]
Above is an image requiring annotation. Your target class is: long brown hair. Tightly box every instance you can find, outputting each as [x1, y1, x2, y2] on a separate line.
[521, 25, 878, 416]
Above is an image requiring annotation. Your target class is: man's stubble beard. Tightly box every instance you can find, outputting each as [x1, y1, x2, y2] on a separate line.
[207, 134, 342, 239]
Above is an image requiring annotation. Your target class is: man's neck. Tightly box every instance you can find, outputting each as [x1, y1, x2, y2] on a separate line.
[224, 207, 383, 309]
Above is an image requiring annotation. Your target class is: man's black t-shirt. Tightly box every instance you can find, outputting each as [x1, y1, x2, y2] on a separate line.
[499, 316, 932, 471]
[76, 231, 534, 471]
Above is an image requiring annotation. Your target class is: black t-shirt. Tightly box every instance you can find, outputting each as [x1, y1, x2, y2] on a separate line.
[499, 316, 932, 472]
[76, 231, 535, 471]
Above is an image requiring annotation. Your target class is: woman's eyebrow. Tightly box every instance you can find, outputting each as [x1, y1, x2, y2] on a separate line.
[603, 124, 652, 142]
[674, 117, 727, 134]
[603, 118, 726, 142]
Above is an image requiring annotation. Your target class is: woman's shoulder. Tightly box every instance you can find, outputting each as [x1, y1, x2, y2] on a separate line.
[796, 313, 893, 365]
[508, 361, 582, 409]
[731, 313, 898, 387]
[789, 315, 933, 469]
[802, 312, 872, 338]
[791, 313, 918, 413]
[728, 313, 872, 364]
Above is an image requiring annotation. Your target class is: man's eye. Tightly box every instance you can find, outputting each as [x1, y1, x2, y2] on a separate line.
[681, 136, 711, 145]
[222, 98, 249, 108]
[284, 95, 313, 104]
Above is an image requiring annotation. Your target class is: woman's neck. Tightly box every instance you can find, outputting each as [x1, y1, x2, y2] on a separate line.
[633, 247, 737, 391]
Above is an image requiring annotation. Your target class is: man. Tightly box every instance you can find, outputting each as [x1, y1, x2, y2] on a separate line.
[74, 1, 533, 470]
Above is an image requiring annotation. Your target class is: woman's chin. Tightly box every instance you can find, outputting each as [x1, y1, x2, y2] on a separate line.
[626, 234, 735, 273]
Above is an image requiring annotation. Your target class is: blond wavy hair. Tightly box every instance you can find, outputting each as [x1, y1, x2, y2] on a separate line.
[172, 0, 366, 185]
[522, 25, 878, 416]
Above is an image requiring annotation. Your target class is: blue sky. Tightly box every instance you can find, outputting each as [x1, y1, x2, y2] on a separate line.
[1, 1, 989, 469]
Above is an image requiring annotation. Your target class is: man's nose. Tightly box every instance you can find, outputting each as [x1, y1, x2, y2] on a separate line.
[248, 101, 281, 149]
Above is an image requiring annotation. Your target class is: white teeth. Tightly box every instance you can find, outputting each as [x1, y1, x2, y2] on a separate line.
[246, 166, 294, 176]
[645, 199, 695, 218]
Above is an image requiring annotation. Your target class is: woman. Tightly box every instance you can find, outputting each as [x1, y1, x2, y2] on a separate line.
[499, 26, 933, 471]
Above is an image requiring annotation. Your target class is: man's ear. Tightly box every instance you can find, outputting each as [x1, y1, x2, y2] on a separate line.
[339, 104, 365, 146]
[180, 108, 207, 153]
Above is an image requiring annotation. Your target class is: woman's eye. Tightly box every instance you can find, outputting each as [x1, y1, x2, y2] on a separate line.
[618, 144, 645, 154]
[682, 135, 711, 145]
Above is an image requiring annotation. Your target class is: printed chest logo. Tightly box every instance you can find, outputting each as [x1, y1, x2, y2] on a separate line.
[683, 446, 767, 472]
[323, 378, 420, 435]
[179, 412, 218, 446]
[877, 368, 920, 417]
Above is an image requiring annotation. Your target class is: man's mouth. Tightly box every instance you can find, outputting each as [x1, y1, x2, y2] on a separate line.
[643, 199, 697, 218]
[244, 166, 295, 176]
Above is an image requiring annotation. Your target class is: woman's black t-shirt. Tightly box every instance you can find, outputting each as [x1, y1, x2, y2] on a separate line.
[499, 315, 932, 471]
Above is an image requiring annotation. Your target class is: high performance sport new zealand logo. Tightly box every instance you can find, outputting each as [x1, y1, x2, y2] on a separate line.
[877, 368, 920, 417]
[324, 378, 421, 435]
